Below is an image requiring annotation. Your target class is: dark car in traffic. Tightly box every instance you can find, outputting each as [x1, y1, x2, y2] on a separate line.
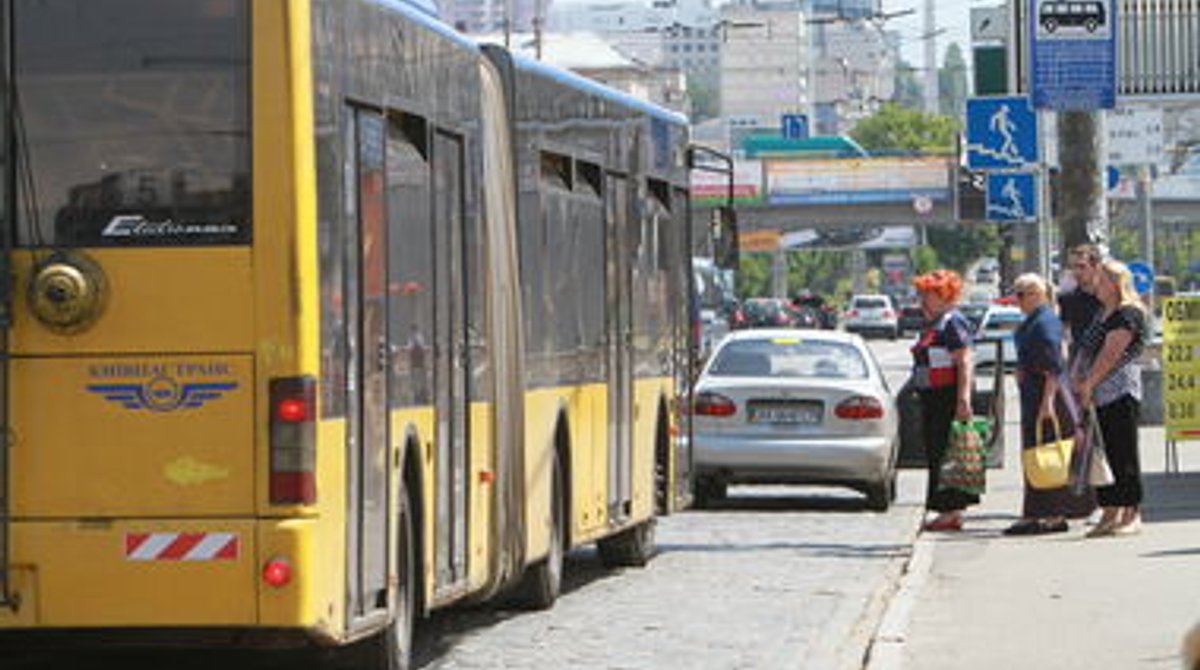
[741, 298, 810, 329]
[791, 292, 839, 330]
[898, 302, 925, 335]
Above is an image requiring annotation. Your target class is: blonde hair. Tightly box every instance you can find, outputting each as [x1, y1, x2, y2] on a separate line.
[1100, 259, 1145, 312]
[1012, 273, 1051, 300]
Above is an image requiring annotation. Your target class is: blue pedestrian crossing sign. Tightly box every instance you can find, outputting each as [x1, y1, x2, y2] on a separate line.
[986, 171, 1038, 222]
[781, 113, 809, 140]
[1128, 260, 1154, 294]
[966, 96, 1038, 169]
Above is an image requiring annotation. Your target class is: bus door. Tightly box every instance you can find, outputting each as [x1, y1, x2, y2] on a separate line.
[432, 130, 469, 596]
[0, 0, 10, 605]
[605, 174, 634, 523]
[347, 110, 392, 623]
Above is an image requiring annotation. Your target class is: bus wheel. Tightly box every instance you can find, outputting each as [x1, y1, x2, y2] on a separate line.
[597, 519, 656, 568]
[354, 489, 416, 670]
[511, 452, 564, 609]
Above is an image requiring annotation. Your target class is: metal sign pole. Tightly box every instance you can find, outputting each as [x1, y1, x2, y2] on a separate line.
[1038, 109, 1053, 280]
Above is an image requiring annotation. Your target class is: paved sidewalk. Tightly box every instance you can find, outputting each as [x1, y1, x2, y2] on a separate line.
[868, 423, 1200, 670]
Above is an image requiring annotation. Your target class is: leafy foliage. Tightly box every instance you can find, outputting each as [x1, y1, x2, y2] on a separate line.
[926, 224, 1000, 275]
[849, 103, 958, 154]
[938, 43, 969, 119]
[687, 73, 719, 123]
[892, 60, 923, 111]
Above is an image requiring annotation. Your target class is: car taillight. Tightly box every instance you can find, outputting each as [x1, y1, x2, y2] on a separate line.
[882, 309, 895, 318]
[693, 391, 737, 417]
[835, 395, 884, 420]
[847, 309, 859, 318]
[269, 376, 317, 504]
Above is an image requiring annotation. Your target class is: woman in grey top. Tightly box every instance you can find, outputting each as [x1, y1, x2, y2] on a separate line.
[1072, 259, 1147, 537]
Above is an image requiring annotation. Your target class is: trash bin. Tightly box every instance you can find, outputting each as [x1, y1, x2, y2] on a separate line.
[1140, 365, 1163, 425]
[1139, 339, 1163, 426]
[897, 378, 926, 469]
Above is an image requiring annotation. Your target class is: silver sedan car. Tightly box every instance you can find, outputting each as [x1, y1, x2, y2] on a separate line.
[690, 329, 899, 510]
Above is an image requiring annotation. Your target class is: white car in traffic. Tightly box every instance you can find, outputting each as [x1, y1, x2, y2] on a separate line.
[690, 329, 899, 510]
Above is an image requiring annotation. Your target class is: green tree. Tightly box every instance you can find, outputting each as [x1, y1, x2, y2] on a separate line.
[849, 103, 958, 154]
[687, 73, 720, 123]
[938, 43, 969, 119]
[893, 60, 923, 110]
[911, 245, 939, 274]
[786, 250, 848, 297]
[926, 224, 1000, 276]
[736, 253, 772, 298]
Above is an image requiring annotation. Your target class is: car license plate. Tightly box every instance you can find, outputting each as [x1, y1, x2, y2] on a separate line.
[748, 402, 822, 424]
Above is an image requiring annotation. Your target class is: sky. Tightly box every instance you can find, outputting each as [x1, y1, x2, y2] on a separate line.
[880, 0, 976, 72]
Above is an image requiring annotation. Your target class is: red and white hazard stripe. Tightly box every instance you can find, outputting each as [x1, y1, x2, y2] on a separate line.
[125, 532, 240, 561]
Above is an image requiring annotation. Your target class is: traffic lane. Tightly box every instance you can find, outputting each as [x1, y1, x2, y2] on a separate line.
[416, 481, 925, 670]
[865, 337, 916, 389]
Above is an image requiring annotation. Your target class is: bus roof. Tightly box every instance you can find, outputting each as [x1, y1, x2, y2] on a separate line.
[369, 0, 482, 51]
[506, 52, 689, 127]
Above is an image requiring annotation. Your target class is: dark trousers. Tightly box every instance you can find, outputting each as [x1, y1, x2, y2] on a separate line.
[1095, 394, 1143, 507]
[920, 387, 980, 512]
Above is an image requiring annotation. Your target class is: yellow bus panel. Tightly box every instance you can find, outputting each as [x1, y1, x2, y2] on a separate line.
[469, 402, 495, 589]
[6, 519, 257, 626]
[257, 518, 342, 639]
[9, 248, 254, 354]
[10, 355, 255, 517]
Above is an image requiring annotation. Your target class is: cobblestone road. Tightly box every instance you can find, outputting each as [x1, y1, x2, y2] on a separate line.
[415, 479, 925, 670]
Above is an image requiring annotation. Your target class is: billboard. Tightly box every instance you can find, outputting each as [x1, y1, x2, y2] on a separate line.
[690, 159, 763, 204]
[764, 156, 952, 205]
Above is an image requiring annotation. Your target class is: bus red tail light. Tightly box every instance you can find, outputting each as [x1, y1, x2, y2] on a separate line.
[269, 376, 317, 505]
[693, 391, 737, 417]
[262, 557, 293, 588]
[835, 395, 884, 420]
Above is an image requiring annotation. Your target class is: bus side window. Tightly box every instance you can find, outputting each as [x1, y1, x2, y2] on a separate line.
[386, 112, 435, 407]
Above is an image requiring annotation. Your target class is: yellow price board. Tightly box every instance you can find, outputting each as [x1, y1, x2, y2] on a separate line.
[1162, 297, 1200, 440]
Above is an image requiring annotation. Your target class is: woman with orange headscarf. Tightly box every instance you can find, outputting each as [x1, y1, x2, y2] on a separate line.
[910, 269, 979, 531]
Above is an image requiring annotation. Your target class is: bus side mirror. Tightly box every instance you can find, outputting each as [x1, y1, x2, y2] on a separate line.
[712, 206, 739, 270]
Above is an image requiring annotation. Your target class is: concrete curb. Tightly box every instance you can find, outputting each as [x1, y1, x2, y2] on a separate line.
[797, 496, 926, 670]
[860, 530, 936, 670]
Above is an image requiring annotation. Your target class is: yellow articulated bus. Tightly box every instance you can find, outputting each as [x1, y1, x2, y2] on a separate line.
[0, 0, 699, 667]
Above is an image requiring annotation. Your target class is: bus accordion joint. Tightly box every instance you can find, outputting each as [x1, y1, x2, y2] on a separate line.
[269, 376, 317, 505]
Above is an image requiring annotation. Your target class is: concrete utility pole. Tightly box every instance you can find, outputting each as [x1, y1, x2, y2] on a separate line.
[922, 0, 938, 114]
[1056, 110, 1107, 252]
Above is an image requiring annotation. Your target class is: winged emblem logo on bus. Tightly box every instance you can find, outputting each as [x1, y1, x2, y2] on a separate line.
[87, 376, 238, 412]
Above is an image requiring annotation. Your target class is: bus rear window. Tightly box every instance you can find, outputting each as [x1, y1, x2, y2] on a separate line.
[12, 0, 250, 247]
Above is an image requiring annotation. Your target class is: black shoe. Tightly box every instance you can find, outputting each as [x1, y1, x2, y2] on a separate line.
[1004, 519, 1068, 536]
[1003, 519, 1042, 536]
[1043, 519, 1069, 533]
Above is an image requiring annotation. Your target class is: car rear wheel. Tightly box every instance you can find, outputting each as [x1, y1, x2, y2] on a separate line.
[693, 477, 727, 509]
[865, 473, 896, 512]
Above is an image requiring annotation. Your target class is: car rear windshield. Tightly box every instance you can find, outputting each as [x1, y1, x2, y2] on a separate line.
[854, 298, 888, 309]
[10, 0, 250, 247]
[709, 339, 869, 379]
[984, 312, 1024, 332]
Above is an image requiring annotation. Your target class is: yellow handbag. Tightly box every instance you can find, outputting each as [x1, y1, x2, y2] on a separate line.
[1022, 416, 1074, 490]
